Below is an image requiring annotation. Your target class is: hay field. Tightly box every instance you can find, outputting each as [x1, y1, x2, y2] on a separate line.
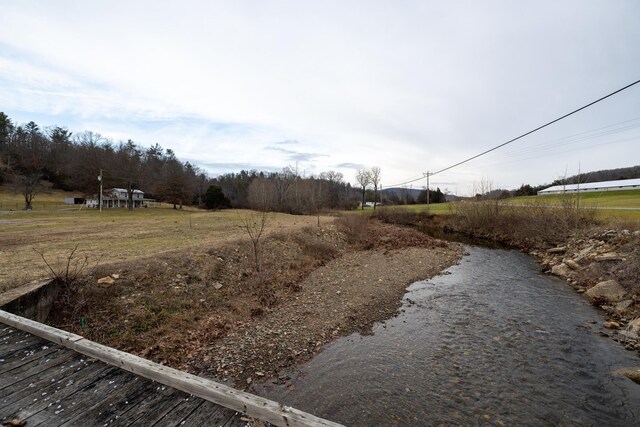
[0, 205, 330, 291]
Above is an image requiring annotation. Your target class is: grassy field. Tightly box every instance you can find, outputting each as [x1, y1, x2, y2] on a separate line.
[0, 184, 85, 210]
[505, 190, 640, 221]
[353, 203, 452, 215]
[511, 189, 640, 209]
[0, 205, 332, 291]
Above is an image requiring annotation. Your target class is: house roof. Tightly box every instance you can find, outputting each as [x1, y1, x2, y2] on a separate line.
[109, 188, 144, 194]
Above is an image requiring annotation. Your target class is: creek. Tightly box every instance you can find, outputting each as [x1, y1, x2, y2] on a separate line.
[256, 246, 640, 426]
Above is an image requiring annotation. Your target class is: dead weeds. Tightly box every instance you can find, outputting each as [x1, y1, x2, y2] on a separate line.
[46, 216, 459, 387]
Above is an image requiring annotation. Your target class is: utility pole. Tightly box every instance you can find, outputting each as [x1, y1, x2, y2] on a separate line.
[423, 172, 430, 208]
[98, 169, 103, 212]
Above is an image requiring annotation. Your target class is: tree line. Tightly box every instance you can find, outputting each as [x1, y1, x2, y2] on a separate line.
[0, 112, 361, 212]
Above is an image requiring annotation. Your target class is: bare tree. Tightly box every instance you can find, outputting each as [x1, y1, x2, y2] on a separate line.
[241, 210, 270, 272]
[243, 177, 275, 271]
[355, 168, 371, 210]
[13, 174, 41, 210]
[370, 166, 381, 210]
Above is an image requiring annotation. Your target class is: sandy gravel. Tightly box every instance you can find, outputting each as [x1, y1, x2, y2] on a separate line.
[199, 243, 462, 388]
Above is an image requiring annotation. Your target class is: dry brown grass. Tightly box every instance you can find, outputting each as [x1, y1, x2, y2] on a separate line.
[45, 221, 347, 367]
[0, 207, 332, 291]
[449, 197, 600, 247]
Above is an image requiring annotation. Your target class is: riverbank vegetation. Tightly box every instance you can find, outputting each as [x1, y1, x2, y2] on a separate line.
[45, 215, 460, 386]
[374, 193, 640, 357]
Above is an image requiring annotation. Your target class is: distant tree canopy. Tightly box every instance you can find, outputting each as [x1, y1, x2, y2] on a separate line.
[417, 187, 446, 204]
[0, 112, 361, 212]
[552, 165, 640, 185]
[204, 185, 231, 210]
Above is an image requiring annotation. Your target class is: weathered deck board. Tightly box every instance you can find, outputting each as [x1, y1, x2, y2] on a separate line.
[0, 327, 249, 427]
[8, 364, 116, 424]
[0, 358, 111, 417]
[0, 333, 46, 358]
[0, 348, 73, 388]
[122, 385, 186, 426]
[179, 400, 237, 426]
[0, 351, 83, 406]
[0, 310, 344, 427]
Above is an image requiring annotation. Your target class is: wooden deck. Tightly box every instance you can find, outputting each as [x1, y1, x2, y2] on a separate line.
[0, 324, 247, 426]
[0, 311, 343, 427]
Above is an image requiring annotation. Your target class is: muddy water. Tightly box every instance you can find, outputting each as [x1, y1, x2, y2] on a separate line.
[256, 247, 640, 426]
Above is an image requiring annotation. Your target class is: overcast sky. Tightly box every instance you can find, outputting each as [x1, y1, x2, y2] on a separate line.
[1, 1, 639, 195]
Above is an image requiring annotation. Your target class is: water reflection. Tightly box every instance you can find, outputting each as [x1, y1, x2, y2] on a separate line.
[257, 247, 640, 426]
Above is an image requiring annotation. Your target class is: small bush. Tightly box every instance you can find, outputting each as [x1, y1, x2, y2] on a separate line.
[373, 206, 431, 226]
[292, 231, 339, 264]
[450, 197, 600, 247]
[335, 214, 374, 248]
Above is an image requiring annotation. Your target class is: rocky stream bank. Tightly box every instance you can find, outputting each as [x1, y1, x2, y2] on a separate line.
[533, 229, 640, 373]
[427, 215, 640, 383]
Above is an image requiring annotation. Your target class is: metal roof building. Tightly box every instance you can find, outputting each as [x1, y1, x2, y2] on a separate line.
[538, 178, 640, 195]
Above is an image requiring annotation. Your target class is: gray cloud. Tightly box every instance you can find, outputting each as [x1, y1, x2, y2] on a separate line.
[265, 145, 328, 162]
[335, 162, 366, 169]
[188, 160, 278, 173]
[1, 1, 638, 193]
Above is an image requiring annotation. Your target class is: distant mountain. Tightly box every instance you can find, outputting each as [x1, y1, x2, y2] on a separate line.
[556, 165, 640, 185]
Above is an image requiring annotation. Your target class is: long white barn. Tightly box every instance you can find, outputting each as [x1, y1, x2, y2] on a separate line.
[538, 178, 640, 195]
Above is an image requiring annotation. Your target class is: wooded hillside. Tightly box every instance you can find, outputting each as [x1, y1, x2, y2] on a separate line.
[0, 112, 359, 211]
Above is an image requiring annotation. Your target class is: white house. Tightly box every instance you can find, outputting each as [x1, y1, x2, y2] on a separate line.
[86, 188, 148, 208]
[538, 178, 640, 195]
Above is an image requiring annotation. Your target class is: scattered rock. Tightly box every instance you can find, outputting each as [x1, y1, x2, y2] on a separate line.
[110, 273, 120, 279]
[585, 280, 626, 303]
[614, 368, 640, 384]
[97, 276, 115, 285]
[603, 321, 620, 329]
[213, 283, 223, 290]
[547, 246, 566, 254]
[564, 259, 581, 270]
[551, 263, 572, 278]
[629, 318, 640, 336]
[595, 252, 623, 262]
[615, 300, 634, 315]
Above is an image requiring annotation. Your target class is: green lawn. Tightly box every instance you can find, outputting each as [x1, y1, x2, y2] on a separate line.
[510, 189, 640, 209]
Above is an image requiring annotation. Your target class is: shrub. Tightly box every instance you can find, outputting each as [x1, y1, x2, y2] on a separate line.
[335, 214, 374, 248]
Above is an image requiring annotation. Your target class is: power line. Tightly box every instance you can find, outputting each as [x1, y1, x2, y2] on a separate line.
[431, 78, 640, 176]
[385, 78, 640, 187]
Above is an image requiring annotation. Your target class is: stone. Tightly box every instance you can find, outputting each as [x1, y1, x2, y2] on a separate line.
[579, 244, 595, 256]
[614, 300, 633, 315]
[547, 246, 566, 254]
[614, 368, 640, 384]
[603, 321, 620, 329]
[629, 318, 640, 335]
[213, 283, 223, 290]
[97, 276, 115, 285]
[595, 252, 623, 262]
[110, 273, 120, 279]
[551, 263, 572, 278]
[565, 259, 581, 270]
[585, 280, 626, 303]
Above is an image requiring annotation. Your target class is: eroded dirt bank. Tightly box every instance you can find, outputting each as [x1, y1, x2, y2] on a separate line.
[48, 216, 461, 388]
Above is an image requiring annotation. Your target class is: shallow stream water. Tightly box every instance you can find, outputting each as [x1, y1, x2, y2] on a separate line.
[256, 246, 640, 426]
